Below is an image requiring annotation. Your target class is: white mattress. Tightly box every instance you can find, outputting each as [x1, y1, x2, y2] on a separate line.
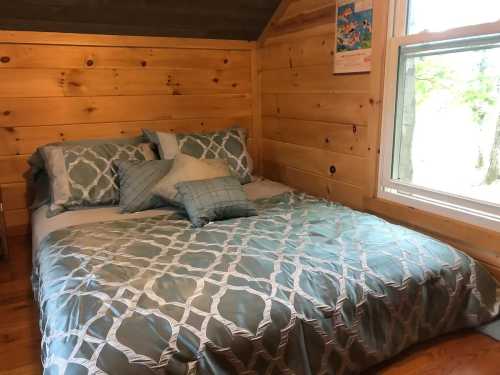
[32, 179, 292, 251]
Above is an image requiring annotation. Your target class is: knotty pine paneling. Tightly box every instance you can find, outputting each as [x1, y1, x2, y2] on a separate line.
[263, 161, 364, 210]
[263, 93, 370, 126]
[0, 33, 257, 235]
[266, 4, 335, 40]
[0, 156, 30, 185]
[263, 117, 368, 157]
[259, 0, 371, 210]
[0, 44, 251, 70]
[279, 0, 334, 23]
[263, 139, 368, 187]
[0, 95, 251, 127]
[0, 68, 251, 97]
[1, 183, 30, 211]
[262, 65, 370, 94]
[260, 34, 334, 70]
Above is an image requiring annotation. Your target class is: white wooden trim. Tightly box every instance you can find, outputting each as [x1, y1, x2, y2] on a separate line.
[400, 21, 500, 46]
[382, 180, 500, 215]
[378, 188, 500, 232]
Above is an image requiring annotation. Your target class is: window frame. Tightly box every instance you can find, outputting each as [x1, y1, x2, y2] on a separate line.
[378, 0, 500, 231]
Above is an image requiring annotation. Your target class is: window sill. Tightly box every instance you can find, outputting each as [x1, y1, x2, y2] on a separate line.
[378, 187, 500, 232]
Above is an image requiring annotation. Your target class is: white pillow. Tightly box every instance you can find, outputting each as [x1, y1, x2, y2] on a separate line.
[152, 153, 232, 205]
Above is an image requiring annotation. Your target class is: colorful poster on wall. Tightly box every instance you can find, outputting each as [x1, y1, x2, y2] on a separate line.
[334, 0, 373, 74]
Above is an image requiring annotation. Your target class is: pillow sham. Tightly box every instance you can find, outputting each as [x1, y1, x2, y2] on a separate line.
[42, 142, 156, 216]
[29, 136, 147, 181]
[28, 136, 149, 211]
[152, 153, 232, 206]
[143, 128, 253, 184]
[115, 159, 173, 213]
[175, 176, 258, 228]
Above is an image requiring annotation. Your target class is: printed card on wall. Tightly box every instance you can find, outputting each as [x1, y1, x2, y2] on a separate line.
[334, 0, 373, 74]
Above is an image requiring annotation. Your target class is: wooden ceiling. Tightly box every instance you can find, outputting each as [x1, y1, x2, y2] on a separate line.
[0, 0, 282, 40]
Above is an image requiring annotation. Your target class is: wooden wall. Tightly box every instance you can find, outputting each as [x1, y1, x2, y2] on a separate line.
[258, 0, 500, 279]
[259, 0, 368, 209]
[0, 31, 258, 236]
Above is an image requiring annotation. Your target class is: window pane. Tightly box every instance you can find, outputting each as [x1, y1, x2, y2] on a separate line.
[408, 0, 500, 35]
[392, 38, 500, 206]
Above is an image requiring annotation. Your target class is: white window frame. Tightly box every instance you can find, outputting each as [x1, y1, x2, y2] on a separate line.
[378, 0, 500, 232]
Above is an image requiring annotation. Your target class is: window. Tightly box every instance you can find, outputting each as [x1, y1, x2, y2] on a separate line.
[379, 0, 500, 231]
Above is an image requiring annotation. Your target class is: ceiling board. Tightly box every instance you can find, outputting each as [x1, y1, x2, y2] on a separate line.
[0, 0, 282, 40]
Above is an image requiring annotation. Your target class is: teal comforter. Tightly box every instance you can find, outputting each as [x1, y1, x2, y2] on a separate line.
[33, 193, 500, 374]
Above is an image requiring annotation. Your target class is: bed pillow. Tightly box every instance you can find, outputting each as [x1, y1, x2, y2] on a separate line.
[115, 159, 173, 213]
[29, 136, 147, 181]
[42, 142, 157, 216]
[143, 128, 253, 184]
[152, 153, 232, 206]
[175, 176, 258, 228]
[28, 136, 149, 211]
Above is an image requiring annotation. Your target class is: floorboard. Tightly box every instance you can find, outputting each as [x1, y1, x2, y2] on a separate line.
[0, 235, 498, 374]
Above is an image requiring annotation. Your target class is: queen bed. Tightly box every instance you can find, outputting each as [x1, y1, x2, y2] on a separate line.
[32, 185, 500, 374]
[30, 129, 500, 375]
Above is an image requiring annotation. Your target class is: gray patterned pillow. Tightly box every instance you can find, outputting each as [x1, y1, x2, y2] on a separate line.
[42, 143, 157, 216]
[175, 176, 258, 228]
[143, 128, 253, 184]
[115, 160, 173, 213]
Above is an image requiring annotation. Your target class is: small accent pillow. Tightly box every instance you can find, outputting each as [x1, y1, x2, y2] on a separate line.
[175, 176, 258, 228]
[42, 143, 157, 216]
[143, 128, 253, 184]
[152, 153, 232, 206]
[115, 160, 173, 213]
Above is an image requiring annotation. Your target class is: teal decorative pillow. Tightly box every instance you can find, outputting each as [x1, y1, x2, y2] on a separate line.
[115, 160, 173, 213]
[175, 176, 258, 228]
[143, 128, 253, 184]
[42, 143, 157, 216]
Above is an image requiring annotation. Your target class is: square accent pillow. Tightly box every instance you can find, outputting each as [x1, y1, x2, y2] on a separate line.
[143, 128, 253, 184]
[115, 159, 173, 213]
[175, 176, 258, 228]
[152, 153, 232, 206]
[42, 143, 157, 216]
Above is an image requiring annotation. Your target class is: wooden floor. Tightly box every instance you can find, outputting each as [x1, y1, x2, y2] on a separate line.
[1, 235, 499, 375]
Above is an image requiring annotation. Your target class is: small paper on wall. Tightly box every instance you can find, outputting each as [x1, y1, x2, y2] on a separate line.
[334, 0, 373, 74]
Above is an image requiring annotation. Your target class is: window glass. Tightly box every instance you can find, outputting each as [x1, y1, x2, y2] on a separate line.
[407, 0, 500, 35]
[392, 39, 500, 205]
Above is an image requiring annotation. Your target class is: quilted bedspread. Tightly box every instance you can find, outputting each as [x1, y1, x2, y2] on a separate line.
[33, 193, 500, 374]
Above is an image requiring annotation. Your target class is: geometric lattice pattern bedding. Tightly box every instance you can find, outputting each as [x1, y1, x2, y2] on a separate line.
[33, 193, 499, 374]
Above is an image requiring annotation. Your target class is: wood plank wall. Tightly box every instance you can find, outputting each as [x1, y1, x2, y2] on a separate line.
[259, 0, 367, 209]
[0, 31, 258, 236]
[258, 0, 500, 279]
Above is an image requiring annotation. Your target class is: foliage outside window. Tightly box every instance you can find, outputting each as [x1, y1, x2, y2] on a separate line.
[379, 0, 500, 230]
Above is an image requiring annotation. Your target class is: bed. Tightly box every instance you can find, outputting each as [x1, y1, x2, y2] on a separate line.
[32, 179, 500, 374]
